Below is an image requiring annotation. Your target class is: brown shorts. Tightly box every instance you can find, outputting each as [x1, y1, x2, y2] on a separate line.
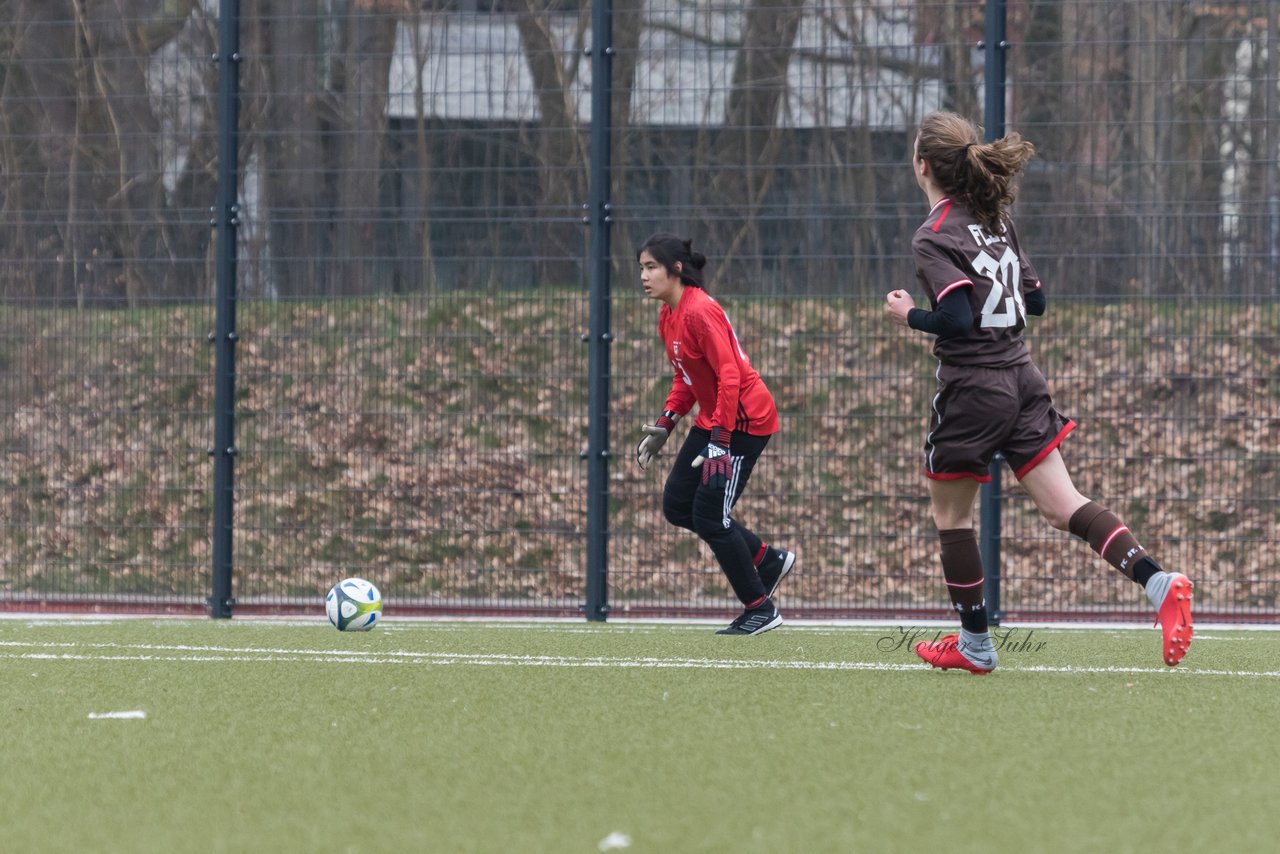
[924, 361, 1075, 483]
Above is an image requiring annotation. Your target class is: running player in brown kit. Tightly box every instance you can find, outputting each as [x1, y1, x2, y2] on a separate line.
[633, 233, 795, 635]
[885, 111, 1193, 673]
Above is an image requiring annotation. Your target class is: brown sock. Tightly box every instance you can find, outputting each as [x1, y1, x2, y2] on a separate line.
[1068, 501, 1148, 581]
[939, 528, 988, 632]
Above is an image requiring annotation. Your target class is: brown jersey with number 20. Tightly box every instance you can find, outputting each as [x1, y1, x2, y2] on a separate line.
[912, 197, 1045, 368]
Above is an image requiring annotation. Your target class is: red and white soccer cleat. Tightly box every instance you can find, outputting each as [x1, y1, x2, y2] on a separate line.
[1156, 573, 1194, 666]
[914, 634, 995, 675]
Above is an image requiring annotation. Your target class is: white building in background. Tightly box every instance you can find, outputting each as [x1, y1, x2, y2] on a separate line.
[386, 4, 946, 129]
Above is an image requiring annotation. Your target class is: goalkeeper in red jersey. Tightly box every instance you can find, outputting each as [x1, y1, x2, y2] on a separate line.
[885, 111, 1192, 673]
[633, 233, 795, 635]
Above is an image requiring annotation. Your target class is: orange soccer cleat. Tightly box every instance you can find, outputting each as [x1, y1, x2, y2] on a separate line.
[914, 634, 996, 675]
[1155, 573, 1194, 666]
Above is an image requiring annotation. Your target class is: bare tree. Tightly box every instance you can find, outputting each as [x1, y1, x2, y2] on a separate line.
[606, 0, 645, 281]
[0, 0, 202, 305]
[1212, 2, 1277, 294]
[400, 0, 437, 291]
[331, 0, 400, 294]
[3, 0, 83, 301]
[698, 0, 805, 288]
[243, 0, 403, 296]
[514, 0, 590, 286]
[954, 0, 1241, 296]
[77, 1, 197, 303]
[244, 0, 328, 297]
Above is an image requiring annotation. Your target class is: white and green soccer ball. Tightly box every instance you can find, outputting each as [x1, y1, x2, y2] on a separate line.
[325, 577, 382, 631]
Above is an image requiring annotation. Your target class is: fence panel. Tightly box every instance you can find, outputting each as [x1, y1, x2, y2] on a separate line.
[609, 0, 1278, 620]
[1000, 0, 1279, 617]
[1, 2, 216, 610]
[231, 0, 592, 613]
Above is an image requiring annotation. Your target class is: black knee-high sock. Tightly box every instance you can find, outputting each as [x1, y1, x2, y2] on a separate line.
[939, 528, 988, 634]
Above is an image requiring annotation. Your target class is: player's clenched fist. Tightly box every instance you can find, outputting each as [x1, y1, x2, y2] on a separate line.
[885, 289, 915, 326]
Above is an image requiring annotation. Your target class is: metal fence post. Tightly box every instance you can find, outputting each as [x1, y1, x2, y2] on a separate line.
[209, 0, 242, 619]
[983, 0, 1008, 136]
[583, 0, 615, 622]
[980, 0, 1008, 624]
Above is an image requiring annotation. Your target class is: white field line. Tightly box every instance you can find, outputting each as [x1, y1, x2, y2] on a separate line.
[1, 640, 1278, 678]
[7, 614, 1280, 632]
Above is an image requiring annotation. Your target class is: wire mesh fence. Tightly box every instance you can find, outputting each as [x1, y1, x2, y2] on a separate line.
[1, 1, 1276, 620]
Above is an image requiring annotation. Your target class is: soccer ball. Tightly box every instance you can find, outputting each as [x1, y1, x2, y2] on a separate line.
[325, 577, 382, 631]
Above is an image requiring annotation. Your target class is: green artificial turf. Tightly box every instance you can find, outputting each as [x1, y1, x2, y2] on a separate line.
[1, 618, 1276, 853]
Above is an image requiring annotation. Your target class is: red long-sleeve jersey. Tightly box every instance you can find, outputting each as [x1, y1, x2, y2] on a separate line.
[657, 286, 779, 437]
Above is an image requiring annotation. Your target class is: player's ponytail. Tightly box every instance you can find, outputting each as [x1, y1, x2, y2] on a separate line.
[916, 111, 1035, 236]
[637, 233, 707, 288]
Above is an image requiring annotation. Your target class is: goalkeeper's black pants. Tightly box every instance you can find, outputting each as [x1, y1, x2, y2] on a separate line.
[662, 427, 772, 607]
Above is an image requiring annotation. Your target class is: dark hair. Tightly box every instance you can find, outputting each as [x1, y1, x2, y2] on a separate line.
[916, 111, 1035, 236]
[636, 233, 707, 288]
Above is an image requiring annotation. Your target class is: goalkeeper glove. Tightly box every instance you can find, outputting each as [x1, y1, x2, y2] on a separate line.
[635, 411, 679, 470]
[691, 426, 733, 490]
